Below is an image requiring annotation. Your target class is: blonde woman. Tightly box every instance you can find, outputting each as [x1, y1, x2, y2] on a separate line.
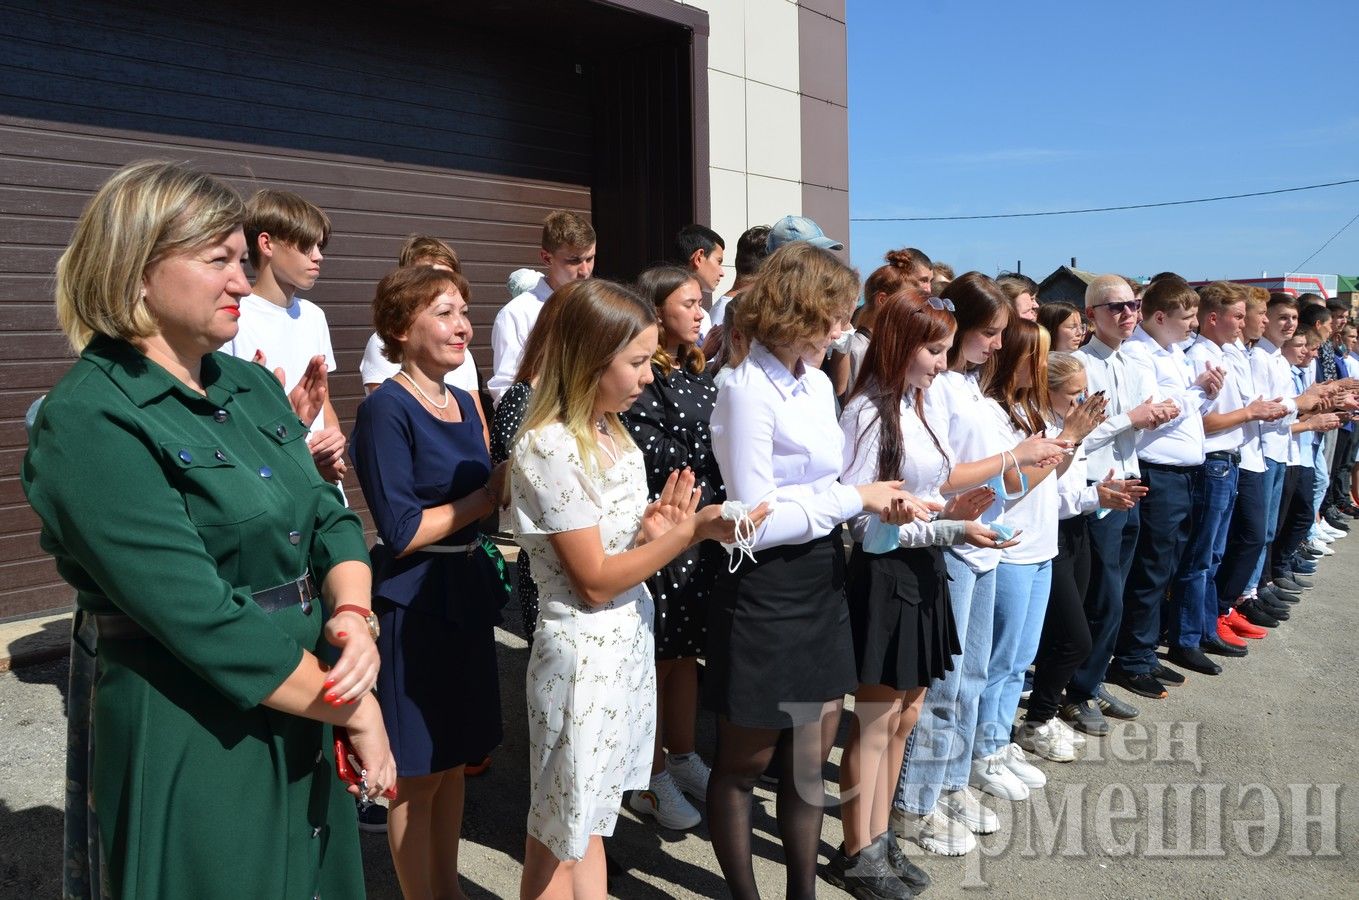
[511, 279, 764, 899]
[24, 161, 392, 898]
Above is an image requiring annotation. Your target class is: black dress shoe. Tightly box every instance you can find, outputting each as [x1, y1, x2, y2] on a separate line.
[1202, 635, 1249, 657]
[1109, 669, 1168, 699]
[1168, 646, 1223, 675]
[1151, 664, 1186, 685]
[1238, 599, 1280, 628]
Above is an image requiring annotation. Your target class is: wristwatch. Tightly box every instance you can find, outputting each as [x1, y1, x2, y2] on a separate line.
[333, 604, 380, 641]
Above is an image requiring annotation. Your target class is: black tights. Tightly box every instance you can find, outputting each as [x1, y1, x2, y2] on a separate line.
[705, 702, 841, 900]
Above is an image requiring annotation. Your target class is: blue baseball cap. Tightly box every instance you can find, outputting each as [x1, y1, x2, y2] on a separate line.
[766, 215, 844, 253]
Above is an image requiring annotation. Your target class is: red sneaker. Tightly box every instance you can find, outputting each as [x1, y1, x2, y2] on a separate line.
[1225, 608, 1267, 640]
[1215, 616, 1249, 649]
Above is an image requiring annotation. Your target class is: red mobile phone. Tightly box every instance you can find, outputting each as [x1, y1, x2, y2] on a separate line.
[335, 728, 398, 800]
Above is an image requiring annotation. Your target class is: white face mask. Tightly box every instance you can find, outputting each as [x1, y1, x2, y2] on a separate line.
[828, 326, 856, 354]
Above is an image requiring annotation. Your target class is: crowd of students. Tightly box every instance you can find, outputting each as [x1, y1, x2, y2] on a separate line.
[27, 160, 1359, 900]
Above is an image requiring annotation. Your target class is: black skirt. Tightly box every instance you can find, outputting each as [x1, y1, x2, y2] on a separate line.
[703, 528, 857, 728]
[846, 543, 960, 691]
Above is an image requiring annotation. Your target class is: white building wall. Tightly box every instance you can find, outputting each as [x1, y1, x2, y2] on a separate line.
[677, 0, 847, 296]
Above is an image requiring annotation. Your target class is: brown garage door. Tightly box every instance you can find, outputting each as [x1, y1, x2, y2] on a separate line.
[0, 0, 598, 619]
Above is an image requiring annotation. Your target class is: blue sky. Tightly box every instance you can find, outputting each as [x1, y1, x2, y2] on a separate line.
[846, 1, 1359, 285]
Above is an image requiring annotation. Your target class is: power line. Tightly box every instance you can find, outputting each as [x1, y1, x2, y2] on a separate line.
[1292, 209, 1359, 272]
[851, 178, 1359, 222]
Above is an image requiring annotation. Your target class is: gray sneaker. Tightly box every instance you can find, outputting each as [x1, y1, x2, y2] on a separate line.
[1096, 686, 1140, 720]
[1059, 698, 1110, 736]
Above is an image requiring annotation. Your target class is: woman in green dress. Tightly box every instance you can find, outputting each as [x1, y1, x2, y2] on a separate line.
[22, 161, 396, 899]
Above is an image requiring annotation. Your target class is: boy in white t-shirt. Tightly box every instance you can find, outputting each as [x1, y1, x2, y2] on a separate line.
[224, 189, 345, 482]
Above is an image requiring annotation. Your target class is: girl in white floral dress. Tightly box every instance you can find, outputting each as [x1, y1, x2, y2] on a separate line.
[510, 279, 764, 900]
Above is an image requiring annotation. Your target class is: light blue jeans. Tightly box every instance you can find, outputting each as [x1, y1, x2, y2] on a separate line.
[1248, 459, 1287, 591]
[1309, 445, 1329, 540]
[975, 559, 1054, 758]
[895, 552, 997, 815]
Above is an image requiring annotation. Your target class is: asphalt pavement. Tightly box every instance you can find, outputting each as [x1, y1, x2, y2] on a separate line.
[3, 543, 1358, 898]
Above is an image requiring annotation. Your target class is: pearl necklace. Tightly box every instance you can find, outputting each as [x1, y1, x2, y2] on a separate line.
[397, 370, 449, 409]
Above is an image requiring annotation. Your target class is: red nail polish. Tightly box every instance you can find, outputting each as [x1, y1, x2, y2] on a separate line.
[324, 679, 335, 688]
[325, 693, 336, 702]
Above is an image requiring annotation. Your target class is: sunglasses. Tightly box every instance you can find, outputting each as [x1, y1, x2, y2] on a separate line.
[927, 296, 955, 312]
[1091, 300, 1142, 316]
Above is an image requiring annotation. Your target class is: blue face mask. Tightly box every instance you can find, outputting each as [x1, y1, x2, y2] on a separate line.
[986, 449, 1029, 501]
[862, 516, 900, 555]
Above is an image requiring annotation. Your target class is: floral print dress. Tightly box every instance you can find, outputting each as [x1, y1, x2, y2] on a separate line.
[510, 422, 656, 861]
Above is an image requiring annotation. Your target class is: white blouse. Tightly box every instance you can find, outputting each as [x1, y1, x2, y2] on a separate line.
[840, 389, 961, 547]
[924, 370, 1010, 574]
[711, 340, 862, 551]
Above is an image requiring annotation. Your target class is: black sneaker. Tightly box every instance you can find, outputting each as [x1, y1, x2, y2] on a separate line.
[1095, 686, 1141, 719]
[357, 801, 388, 834]
[1258, 597, 1291, 620]
[1324, 511, 1350, 531]
[882, 831, 931, 894]
[1238, 598, 1280, 628]
[822, 839, 914, 899]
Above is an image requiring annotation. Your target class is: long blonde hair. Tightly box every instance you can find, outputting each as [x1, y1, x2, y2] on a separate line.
[56, 161, 244, 352]
[517, 279, 657, 470]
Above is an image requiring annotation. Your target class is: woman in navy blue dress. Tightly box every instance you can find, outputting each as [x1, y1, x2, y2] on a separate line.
[352, 265, 506, 900]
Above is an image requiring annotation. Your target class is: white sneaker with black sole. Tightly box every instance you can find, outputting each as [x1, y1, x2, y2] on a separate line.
[937, 785, 999, 834]
[891, 805, 977, 856]
[629, 770, 701, 830]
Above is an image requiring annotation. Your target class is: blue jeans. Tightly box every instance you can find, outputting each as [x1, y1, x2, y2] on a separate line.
[1248, 459, 1287, 591]
[895, 553, 996, 815]
[1171, 457, 1238, 647]
[1067, 504, 1139, 703]
[975, 559, 1053, 757]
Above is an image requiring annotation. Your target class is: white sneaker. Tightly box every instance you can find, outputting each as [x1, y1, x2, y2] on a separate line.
[999, 743, 1047, 788]
[970, 752, 1030, 800]
[1314, 528, 1338, 544]
[1324, 521, 1348, 539]
[1051, 716, 1086, 748]
[937, 786, 999, 834]
[664, 752, 710, 800]
[1017, 719, 1076, 763]
[629, 770, 701, 829]
[892, 805, 977, 856]
[1312, 539, 1336, 556]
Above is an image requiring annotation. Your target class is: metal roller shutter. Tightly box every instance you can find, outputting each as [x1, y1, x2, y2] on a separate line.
[0, 0, 598, 619]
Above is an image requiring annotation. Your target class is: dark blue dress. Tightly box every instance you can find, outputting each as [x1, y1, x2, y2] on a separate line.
[351, 380, 502, 776]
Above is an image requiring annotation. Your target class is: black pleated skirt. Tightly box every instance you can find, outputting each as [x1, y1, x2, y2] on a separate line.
[846, 543, 960, 691]
[703, 528, 857, 728]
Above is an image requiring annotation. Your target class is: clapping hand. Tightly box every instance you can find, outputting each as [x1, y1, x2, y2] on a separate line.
[640, 469, 700, 543]
[1059, 393, 1109, 445]
[253, 351, 330, 430]
[942, 485, 996, 522]
[1096, 468, 1147, 510]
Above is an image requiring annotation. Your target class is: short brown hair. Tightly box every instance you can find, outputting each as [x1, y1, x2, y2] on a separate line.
[541, 210, 596, 253]
[1196, 281, 1246, 319]
[734, 243, 859, 351]
[372, 265, 471, 363]
[397, 234, 460, 272]
[1141, 277, 1199, 317]
[1300, 327, 1323, 347]
[244, 189, 330, 268]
